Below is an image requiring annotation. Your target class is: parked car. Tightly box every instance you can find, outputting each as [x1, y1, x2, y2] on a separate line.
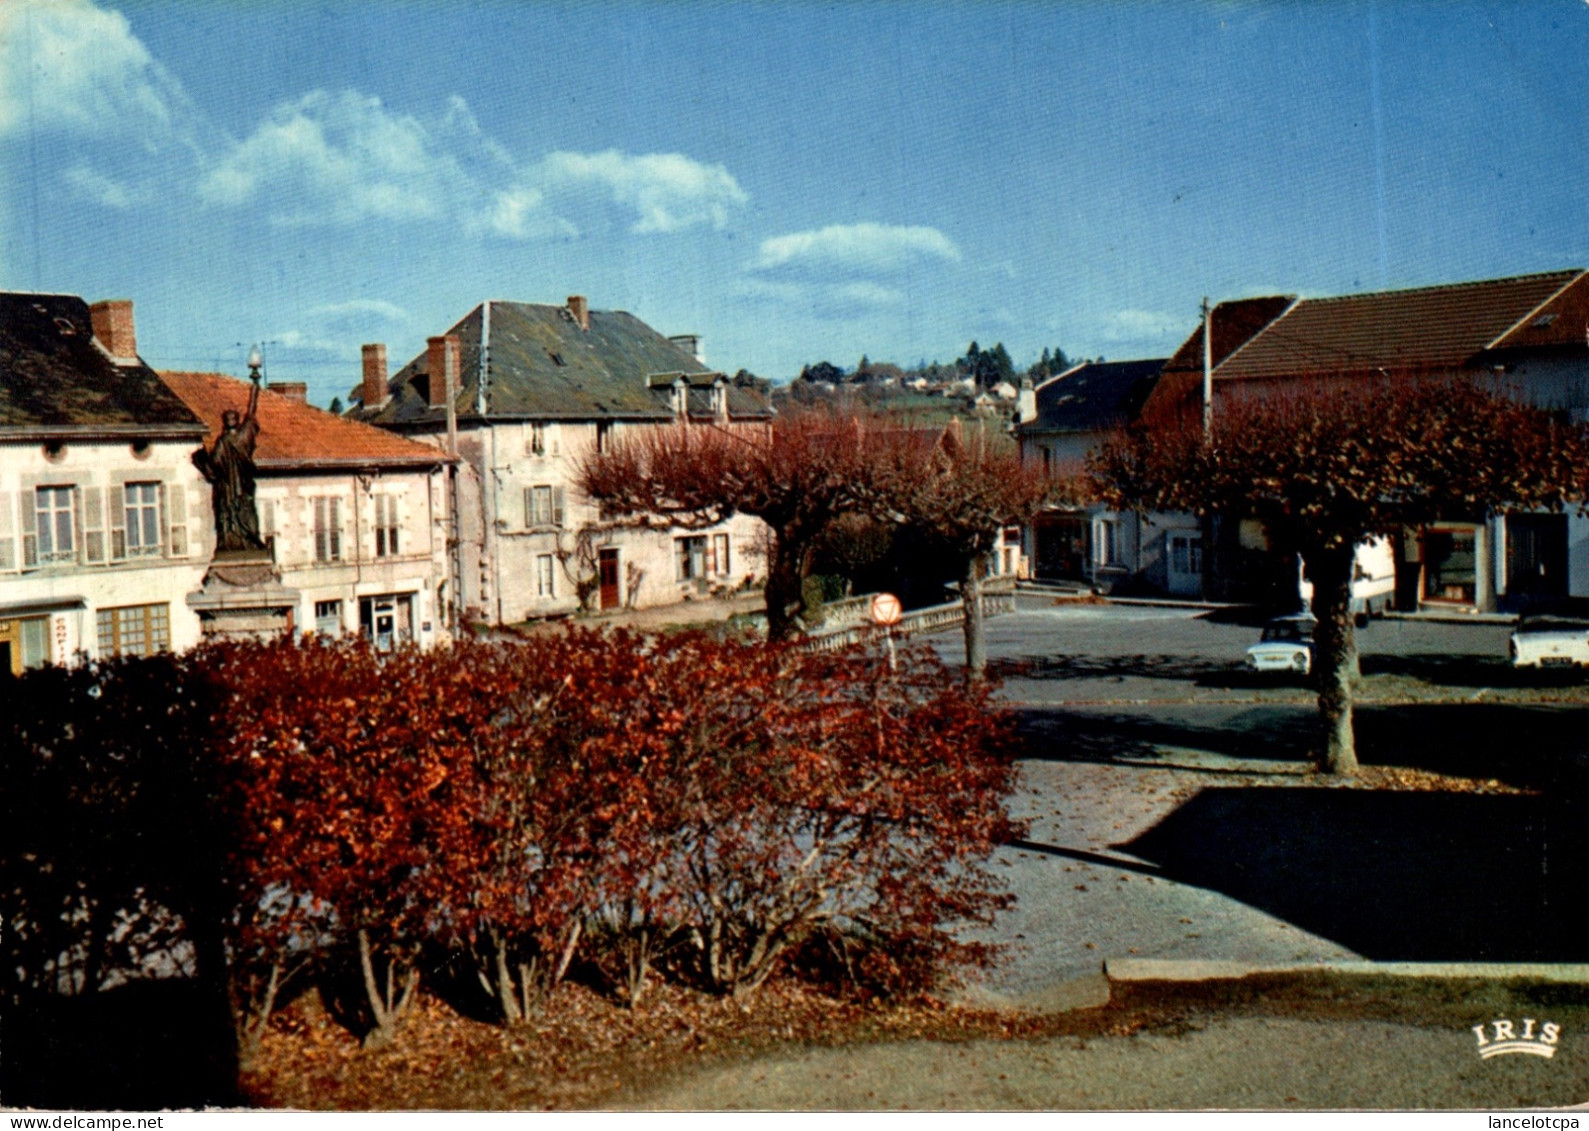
[1245, 613, 1316, 675]
[1509, 599, 1589, 669]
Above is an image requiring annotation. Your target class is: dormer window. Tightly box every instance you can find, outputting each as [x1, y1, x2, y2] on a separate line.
[54, 317, 76, 336]
[1533, 313, 1559, 328]
[547, 351, 567, 367]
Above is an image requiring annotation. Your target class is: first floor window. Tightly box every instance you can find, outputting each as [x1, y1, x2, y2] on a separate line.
[676, 535, 707, 582]
[373, 494, 399, 557]
[1, 615, 51, 675]
[313, 496, 342, 562]
[97, 603, 169, 658]
[315, 599, 343, 635]
[125, 481, 161, 556]
[1095, 520, 1120, 567]
[1171, 535, 1203, 574]
[712, 533, 731, 577]
[36, 485, 75, 563]
[536, 554, 556, 598]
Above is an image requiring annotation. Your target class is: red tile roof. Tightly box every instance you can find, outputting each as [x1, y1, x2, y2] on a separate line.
[159, 371, 450, 469]
[1215, 270, 1585, 381]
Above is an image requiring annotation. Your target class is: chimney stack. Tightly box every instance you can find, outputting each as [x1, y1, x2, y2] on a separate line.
[361, 343, 388, 407]
[669, 334, 703, 363]
[567, 295, 589, 331]
[427, 334, 460, 409]
[268, 382, 308, 405]
[89, 299, 137, 362]
[1015, 376, 1037, 425]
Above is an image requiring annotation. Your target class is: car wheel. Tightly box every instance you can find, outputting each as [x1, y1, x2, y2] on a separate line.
[1292, 653, 1309, 672]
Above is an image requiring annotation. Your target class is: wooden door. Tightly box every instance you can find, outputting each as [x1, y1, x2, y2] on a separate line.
[599, 548, 621, 610]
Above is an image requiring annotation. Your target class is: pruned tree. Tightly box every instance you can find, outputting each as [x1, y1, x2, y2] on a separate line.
[1090, 377, 1583, 774]
[884, 419, 1070, 680]
[579, 410, 891, 641]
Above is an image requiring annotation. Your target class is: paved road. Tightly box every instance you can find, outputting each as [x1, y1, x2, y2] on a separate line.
[916, 601, 1589, 1001]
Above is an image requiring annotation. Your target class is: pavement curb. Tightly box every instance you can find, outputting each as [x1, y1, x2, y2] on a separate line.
[1105, 959, 1589, 984]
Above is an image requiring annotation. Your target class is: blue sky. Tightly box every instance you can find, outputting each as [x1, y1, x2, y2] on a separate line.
[4, 0, 1588, 407]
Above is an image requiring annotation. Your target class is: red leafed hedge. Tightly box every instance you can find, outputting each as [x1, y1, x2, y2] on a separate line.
[4, 629, 1025, 1057]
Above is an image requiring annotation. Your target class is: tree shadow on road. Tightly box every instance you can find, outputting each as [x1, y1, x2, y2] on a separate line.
[1117, 786, 1587, 961]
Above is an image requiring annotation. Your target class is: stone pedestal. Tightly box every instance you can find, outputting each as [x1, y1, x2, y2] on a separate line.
[186, 550, 300, 642]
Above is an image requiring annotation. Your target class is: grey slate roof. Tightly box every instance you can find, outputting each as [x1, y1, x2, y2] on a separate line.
[1018, 358, 1168, 435]
[0, 292, 206, 437]
[359, 301, 772, 426]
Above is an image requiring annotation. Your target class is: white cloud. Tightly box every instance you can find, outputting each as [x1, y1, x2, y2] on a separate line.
[64, 164, 142, 208]
[308, 299, 409, 324]
[198, 90, 468, 225]
[484, 186, 577, 240]
[0, 0, 185, 141]
[541, 149, 748, 234]
[1098, 308, 1188, 343]
[753, 223, 961, 276]
[739, 277, 905, 317]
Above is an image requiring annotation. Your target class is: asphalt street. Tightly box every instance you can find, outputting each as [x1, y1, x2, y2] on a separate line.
[921, 599, 1589, 1001]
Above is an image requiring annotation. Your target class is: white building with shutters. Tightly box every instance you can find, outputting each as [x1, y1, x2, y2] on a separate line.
[1, 293, 210, 672]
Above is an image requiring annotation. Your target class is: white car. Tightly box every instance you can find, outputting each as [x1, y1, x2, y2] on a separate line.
[1245, 614, 1315, 675]
[1509, 601, 1589, 669]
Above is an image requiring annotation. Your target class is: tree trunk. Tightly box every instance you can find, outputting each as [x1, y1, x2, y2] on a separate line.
[1305, 544, 1360, 776]
[764, 532, 807, 642]
[961, 553, 987, 683]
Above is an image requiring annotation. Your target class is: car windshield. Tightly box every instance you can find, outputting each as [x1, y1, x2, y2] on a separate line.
[1515, 616, 1589, 635]
[1261, 621, 1312, 643]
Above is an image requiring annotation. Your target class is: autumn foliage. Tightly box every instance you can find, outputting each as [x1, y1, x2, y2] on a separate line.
[4, 630, 1023, 1071]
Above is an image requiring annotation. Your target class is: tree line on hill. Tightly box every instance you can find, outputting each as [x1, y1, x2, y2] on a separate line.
[793, 340, 1088, 391]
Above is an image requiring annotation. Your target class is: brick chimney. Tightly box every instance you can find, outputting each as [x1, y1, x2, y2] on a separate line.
[567, 295, 589, 331]
[361, 343, 388, 407]
[89, 299, 137, 362]
[427, 334, 460, 409]
[267, 382, 308, 404]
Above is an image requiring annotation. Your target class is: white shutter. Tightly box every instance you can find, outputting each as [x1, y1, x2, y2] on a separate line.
[330, 497, 343, 561]
[109, 484, 127, 561]
[0, 493, 14, 572]
[552, 486, 565, 527]
[313, 497, 327, 562]
[83, 486, 105, 564]
[167, 484, 188, 557]
[21, 490, 38, 567]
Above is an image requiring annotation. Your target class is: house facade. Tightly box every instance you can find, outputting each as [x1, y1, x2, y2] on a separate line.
[352, 296, 772, 626]
[1188, 270, 1589, 613]
[1, 293, 211, 671]
[160, 371, 454, 648]
[1015, 357, 1210, 596]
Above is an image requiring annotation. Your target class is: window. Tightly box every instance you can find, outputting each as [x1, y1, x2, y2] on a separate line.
[712, 533, 731, 577]
[373, 494, 400, 557]
[1, 615, 50, 674]
[675, 535, 707, 582]
[313, 497, 342, 562]
[524, 485, 564, 528]
[96, 603, 169, 658]
[536, 554, 556, 598]
[314, 599, 342, 636]
[35, 486, 75, 564]
[1095, 519, 1121, 567]
[528, 422, 546, 457]
[596, 422, 612, 454]
[1171, 535, 1203, 575]
[125, 481, 161, 556]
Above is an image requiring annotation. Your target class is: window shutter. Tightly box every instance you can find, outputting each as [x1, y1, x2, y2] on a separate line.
[21, 490, 38, 567]
[0, 493, 14, 572]
[552, 486, 565, 527]
[83, 486, 105, 564]
[71, 487, 84, 564]
[109, 484, 127, 561]
[330, 497, 342, 561]
[166, 483, 187, 557]
[524, 487, 535, 529]
[313, 497, 327, 562]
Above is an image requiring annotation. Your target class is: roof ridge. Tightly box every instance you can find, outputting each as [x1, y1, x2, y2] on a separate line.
[1299, 269, 1582, 305]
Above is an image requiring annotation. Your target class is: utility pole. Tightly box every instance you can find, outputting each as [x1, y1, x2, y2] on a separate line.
[1201, 296, 1213, 439]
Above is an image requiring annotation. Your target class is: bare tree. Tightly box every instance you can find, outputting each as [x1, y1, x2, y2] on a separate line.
[1091, 377, 1583, 774]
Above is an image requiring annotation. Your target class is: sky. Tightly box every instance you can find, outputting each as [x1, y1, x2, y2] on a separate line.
[3, 0, 1588, 408]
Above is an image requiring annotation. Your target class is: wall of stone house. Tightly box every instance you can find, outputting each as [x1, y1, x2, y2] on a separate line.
[1488, 356, 1589, 422]
[256, 464, 450, 647]
[0, 435, 212, 662]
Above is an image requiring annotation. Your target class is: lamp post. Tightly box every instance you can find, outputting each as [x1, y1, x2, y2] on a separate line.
[247, 344, 263, 387]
